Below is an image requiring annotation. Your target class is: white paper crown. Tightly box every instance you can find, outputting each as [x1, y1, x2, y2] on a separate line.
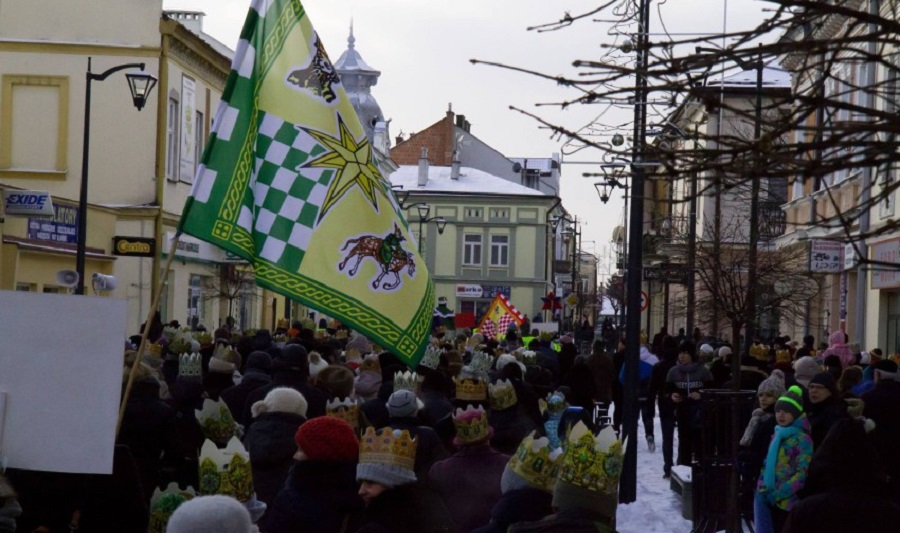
[419, 345, 442, 370]
[198, 436, 253, 502]
[178, 353, 202, 379]
[521, 350, 537, 364]
[148, 482, 196, 533]
[464, 350, 493, 377]
[394, 370, 419, 392]
[195, 398, 238, 444]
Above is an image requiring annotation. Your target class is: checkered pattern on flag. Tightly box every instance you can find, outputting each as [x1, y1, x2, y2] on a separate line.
[497, 314, 514, 333]
[178, 0, 433, 365]
[477, 294, 526, 337]
[479, 316, 498, 339]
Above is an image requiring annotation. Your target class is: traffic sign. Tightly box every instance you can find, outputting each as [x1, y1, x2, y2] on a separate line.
[640, 290, 649, 312]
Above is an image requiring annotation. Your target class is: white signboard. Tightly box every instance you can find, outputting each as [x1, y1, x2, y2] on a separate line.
[844, 243, 859, 271]
[0, 291, 127, 473]
[456, 284, 483, 298]
[3, 190, 54, 217]
[871, 238, 900, 289]
[809, 240, 843, 273]
[180, 75, 196, 183]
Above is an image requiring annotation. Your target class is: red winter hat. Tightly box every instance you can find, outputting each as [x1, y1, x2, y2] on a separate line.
[294, 417, 359, 462]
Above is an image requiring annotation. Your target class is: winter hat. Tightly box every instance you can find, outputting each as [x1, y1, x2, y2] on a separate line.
[386, 389, 419, 419]
[793, 356, 820, 386]
[244, 351, 272, 374]
[346, 331, 372, 354]
[354, 370, 382, 399]
[699, 344, 715, 357]
[873, 359, 899, 381]
[775, 385, 804, 419]
[809, 371, 838, 395]
[757, 369, 786, 398]
[718, 346, 733, 359]
[294, 416, 359, 462]
[357, 427, 417, 488]
[278, 343, 309, 372]
[308, 351, 328, 378]
[315, 365, 355, 399]
[166, 495, 253, 533]
[495, 353, 526, 375]
[251, 387, 308, 419]
[559, 334, 574, 345]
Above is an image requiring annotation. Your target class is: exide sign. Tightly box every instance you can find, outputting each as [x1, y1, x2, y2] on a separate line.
[3, 190, 55, 217]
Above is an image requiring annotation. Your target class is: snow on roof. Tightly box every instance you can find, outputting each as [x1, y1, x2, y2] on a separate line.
[707, 60, 791, 88]
[390, 165, 546, 196]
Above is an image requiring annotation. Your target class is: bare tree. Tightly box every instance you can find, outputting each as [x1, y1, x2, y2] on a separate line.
[201, 263, 257, 324]
[604, 274, 625, 318]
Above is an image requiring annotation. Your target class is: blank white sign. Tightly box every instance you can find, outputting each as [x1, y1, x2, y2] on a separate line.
[0, 290, 127, 474]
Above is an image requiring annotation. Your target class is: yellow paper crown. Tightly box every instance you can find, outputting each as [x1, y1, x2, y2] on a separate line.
[149, 482, 196, 533]
[198, 436, 253, 502]
[453, 376, 488, 401]
[507, 432, 564, 492]
[394, 370, 419, 392]
[326, 397, 360, 428]
[359, 426, 417, 471]
[489, 379, 518, 411]
[453, 404, 491, 444]
[775, 349, 791, 364]
[558, 422, 623, 494]
[145, 342, 163, 358]
[195, 398, 238, 444]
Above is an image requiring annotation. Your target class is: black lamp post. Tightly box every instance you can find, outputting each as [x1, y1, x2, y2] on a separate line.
[410, 203, 446, 254]
[76, 57, 157, 295]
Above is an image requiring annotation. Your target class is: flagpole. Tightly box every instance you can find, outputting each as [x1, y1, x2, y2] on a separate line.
[116, 232, 182, 438]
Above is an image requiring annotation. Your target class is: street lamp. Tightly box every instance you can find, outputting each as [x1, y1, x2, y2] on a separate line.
[557, 215, 583, 330]
[76, 57, 157, 295]
[408, 203, 446, 254]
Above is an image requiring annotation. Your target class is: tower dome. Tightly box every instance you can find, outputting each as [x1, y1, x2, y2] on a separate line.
[334, 22, 384, 143]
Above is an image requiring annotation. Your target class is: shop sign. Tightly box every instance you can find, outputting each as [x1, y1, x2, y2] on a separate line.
[456, 284, 483, 298]
[27, 204, 78, 244]
[112, 236, 156, 257]
[809, 240, 842, 273]
[482, 285, 511, 298]
[844, 243, 859, 271]
[3, 190, 54, 217]
[871, 238, 900, 289]
[643, 264, 688, 284]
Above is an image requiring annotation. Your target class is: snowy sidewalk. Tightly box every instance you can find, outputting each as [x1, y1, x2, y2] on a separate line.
[616, 415, 693, 533]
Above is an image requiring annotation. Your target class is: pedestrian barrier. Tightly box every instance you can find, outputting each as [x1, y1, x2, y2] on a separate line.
[669, 465, 693, 520]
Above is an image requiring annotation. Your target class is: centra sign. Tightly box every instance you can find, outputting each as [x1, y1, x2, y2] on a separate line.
[3, 190, 55, 217]
[112, 236, 156, 257]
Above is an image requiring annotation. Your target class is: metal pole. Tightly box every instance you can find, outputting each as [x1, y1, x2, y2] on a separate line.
[620, 0, 650, 504]
[418, 216, 424, 254]
[741, 45, 763, 357]
[75, 57, 93, 295]
[686, 129, 698, 335]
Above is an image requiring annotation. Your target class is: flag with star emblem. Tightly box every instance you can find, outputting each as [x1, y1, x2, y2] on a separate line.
[178, 0, 433, 366]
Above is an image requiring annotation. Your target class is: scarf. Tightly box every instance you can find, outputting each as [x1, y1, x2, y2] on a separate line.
[762, 418, 802, 494]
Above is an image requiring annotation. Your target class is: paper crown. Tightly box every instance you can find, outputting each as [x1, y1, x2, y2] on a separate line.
[419, 345, 442, 370]
[467, 350, 493, 376]
[750, 344, 770, 361]
[178, 353, 202, 379]
[359, 426, 417, 472]
[521, 350, 537, 364]
[359, 355, 381, 374]
[167, 327, 195, 355]
[198, 436, 254, 502]
[195, 398, 238, 444]
[453, 404, 491, 445]
[326, 397, 360, 429]
[145, 341, 163, 358]
[775, 349, 791, 364]
[558, 422, 624, 495]
[213, 342, 240, 365]
[148, 482, 196, 533]
[507, 432, 564, 493]
[489, 379, 518, 411]
[394, 370, 418, 392]
[453, 376, 488, 401]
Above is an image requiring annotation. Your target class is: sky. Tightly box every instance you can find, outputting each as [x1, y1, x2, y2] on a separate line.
[163, 0, 766, 276]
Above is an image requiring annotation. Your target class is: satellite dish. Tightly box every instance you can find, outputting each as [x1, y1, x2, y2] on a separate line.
[56, 269, 80, 288]
[512, 162, 523, 173]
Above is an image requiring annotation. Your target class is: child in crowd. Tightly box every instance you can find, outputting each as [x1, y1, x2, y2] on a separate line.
[739, 370, 785, 520]
[755, 385, 813, 533]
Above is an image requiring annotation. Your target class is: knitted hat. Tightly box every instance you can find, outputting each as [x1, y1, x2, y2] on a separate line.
[166, 495, 253, 533]
[699, 344, 715, 356]
[757, 369, 786, 398]
[315, 365, 355, 398]
[809, 371, 837, 394]
[775, 385, 804, 419]
[278, 343, 309, 372]
[793, 356, 820, 386]
[718, 346, 732, 359]
[294, 416, 359, 462]
[356, 427, 417, 488]
[251, 387, 308, 419]
[386, 389, 419, 419]
[308, 351, 328, 378]
[244, 351, 272, 373]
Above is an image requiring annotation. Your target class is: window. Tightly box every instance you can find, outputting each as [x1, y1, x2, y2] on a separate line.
[194, 110, 204, 171]
[490, 235, 509, 266]
[188, 274, 202, 329]
[464, 234, 482, 265]
[166, 97, 180, 180]
[0, 75, 69, 178]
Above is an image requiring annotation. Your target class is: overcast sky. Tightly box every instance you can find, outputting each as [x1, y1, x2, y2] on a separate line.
[163, 0, 765, 273]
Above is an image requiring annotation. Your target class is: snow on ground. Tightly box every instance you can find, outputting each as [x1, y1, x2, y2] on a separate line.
[616, 414, 694, 533]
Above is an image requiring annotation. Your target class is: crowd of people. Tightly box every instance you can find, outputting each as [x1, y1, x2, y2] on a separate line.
[2, 316, 899, 532]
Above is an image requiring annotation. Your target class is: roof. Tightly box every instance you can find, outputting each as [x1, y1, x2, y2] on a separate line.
[333, 25, 379, 75]
[390, 165, 546, 197]
[707, 60, 791, 88]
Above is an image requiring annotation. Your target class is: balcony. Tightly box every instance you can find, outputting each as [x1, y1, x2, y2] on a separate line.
[759, 200, 787, 241]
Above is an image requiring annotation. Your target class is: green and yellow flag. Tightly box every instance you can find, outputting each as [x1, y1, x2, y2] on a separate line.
[179, 0, 432, 366]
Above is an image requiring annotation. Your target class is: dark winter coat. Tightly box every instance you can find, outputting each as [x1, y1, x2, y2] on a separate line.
[245, 411, 307, 510]
[165, 380, 207, 489]
[202, 370, 236, 401]
[242, 370, 328, 427]
[536, 344, 561, 384]
[380, 417, 448, 482]
[117, 380, 178, 500]
[563, 358, 599, 411]
[220, 370, 271, 423]
[266, 460, 363, 533]
[508, 507, 617, 533]
[784, 490, 900, 533]
[650, 355, 677, 419]
[489, 405, 537, 456]
[805, 395, 849, 448]
[665, 361, 714, 429]
[470, 488, 553, 533]
[429, 444, 509, 533]
[356, 483, 458, 533]
[586, 352, 614, 405]
[861, 379, 900, 492]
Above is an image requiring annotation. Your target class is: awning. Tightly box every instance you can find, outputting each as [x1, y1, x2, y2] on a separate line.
[3, 236, 116, 260]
